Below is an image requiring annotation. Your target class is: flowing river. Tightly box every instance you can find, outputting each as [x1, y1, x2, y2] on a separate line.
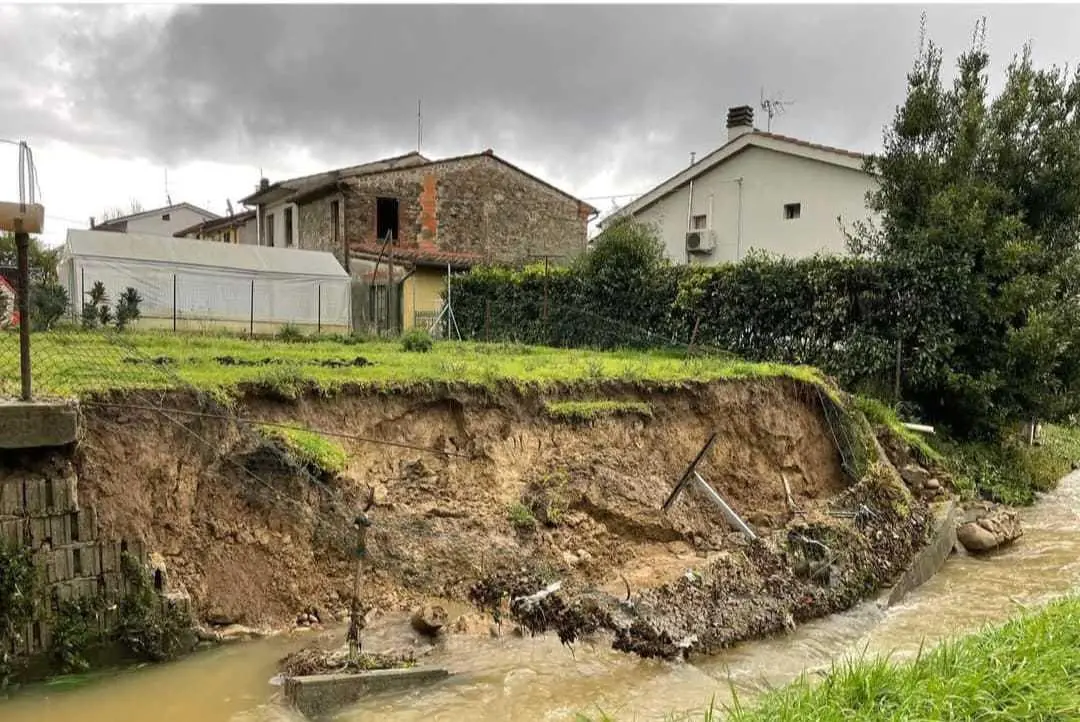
[4, 472, 1079, 722]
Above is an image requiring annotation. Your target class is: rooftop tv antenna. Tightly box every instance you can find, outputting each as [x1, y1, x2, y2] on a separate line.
[164, 168, 173, 206]
[226, 199, 234, 217]
[417, 98, 423, 153]
[760, 88, 796, 132]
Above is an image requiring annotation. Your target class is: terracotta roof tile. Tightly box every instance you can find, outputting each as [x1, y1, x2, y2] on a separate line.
[349, 243, 482, 268]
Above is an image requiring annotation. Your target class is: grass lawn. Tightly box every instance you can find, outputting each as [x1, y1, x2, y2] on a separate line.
[0, 329, 826, 399]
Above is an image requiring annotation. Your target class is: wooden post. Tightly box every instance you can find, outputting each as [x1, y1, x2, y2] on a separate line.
[347, 511, 372, 663]
[15, 230, 31, 401]
[484, 299, 491, 343]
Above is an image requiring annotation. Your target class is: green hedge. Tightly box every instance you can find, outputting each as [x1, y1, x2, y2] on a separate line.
[450, 254, 903, 396]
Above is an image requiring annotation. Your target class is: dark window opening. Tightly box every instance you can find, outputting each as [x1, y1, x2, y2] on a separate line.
[691, 214, 707, 230]
[784, 202, 801, 220]
[154, 569, 165, 591]
[162, 213, 171, 221]
[376, 197, 400, 242]
[284, 207, 294, 247]
[70, 511, 80, 542]
[73, 548, 82, 576]
[120, 540, 129, 553]
[330, 200, 340, 243]
[265, 213, 275, 247]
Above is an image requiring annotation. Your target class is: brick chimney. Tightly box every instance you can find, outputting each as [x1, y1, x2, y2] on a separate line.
[726, 105, 755, 142]
[258, 177, 270, 192]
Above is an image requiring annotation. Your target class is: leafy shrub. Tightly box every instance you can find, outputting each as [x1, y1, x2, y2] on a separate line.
[401, 329, 433, 353]
[507, 503, 537, 531]
[115, 287, 142, 330]
[29, 281, 70, 330]
[277, 323, 306, 343]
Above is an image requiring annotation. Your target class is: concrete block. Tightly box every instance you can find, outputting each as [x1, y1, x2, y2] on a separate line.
[48, 475, 78, 514]
[0, 400, 79, 449]
[0, 516, 23, 545]
[72, 507, 98, 543]
[23, 479, 45, 515]
[49, 514, 72, 547]
[0, 480, 22, 515]
[27, 516, 49, 548]
[881, 500, 958, 609]
[284, 667, 451, 719]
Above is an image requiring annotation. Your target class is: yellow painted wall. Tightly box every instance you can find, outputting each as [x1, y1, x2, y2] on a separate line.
[402, 268, 447, 330]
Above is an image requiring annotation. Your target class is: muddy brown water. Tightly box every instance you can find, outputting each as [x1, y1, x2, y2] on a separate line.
[4, 472, 1079, 722]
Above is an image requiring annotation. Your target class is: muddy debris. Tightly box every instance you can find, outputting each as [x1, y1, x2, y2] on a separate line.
[470, 473, 931, 661]
[212, 355, 370, 368]
[280, 646, 420, 677]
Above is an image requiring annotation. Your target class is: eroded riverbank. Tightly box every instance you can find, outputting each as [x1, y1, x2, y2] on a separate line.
[3, 470, 1076, 722]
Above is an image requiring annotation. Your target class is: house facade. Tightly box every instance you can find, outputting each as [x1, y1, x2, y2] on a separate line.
[90, 203, 220, 238]
[240, 150, 597, 331]
[604, 106, 880, 265]
[173, 210, 258, 245]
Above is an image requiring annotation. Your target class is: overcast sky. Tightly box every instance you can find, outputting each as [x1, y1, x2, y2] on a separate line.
[3, 3, 1079, 245]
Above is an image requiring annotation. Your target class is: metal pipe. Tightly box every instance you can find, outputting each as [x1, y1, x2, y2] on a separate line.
[172, 274, 177, 332]
[249, 279, 255, 337]
[685, 179, 694, 265]
[16, 231, 31, 401]
[736, 177, 744, 261]
[693, 471, 756, 540]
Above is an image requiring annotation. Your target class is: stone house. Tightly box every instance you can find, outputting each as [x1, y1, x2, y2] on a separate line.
[239, 150, 597, 331]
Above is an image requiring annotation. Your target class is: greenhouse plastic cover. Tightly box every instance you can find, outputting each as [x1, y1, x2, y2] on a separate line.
[60, 230, 352, 327]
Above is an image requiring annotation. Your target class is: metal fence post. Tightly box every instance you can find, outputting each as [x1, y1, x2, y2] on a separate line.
[15, 230, 31, 401]
[172, 274, 177, 333]
[249, 279, 255, 337]
[318, 283, 322, 334]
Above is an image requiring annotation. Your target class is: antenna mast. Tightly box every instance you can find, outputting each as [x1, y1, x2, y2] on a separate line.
[164, 168, 173, 206]
[759, 87, 796, 132]
[417, 99, 423, 153]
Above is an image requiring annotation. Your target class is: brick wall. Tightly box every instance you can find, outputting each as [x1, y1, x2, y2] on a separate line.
[336, 154, 590, 266]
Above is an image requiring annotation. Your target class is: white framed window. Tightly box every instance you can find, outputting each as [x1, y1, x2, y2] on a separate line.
[691, 214, 707, 230]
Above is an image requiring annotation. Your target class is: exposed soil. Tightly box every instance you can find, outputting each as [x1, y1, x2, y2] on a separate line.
[69, 378, 931, 659]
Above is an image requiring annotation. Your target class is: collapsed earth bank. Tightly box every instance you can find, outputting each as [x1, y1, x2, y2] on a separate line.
[70, 378, 936, 659]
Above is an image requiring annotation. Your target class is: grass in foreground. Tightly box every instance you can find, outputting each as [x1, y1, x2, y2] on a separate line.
[579, 596, 1080, 721]
[724, 595, 1080, 721]
[0, 329, 826, 399]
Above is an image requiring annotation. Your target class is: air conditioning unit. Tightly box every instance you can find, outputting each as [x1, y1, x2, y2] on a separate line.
[685, 229, 716, 254]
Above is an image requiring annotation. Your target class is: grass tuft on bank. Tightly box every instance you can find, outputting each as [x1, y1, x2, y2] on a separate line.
[257, 424, 348, 477]
[0, 330, 827, 398]
[544, 399, 653, 423]
[721, 595, 1080, 722]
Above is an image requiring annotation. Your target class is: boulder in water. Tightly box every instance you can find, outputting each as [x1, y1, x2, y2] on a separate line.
[957, 502, 1023, 553]
[410, 604, 448, 636]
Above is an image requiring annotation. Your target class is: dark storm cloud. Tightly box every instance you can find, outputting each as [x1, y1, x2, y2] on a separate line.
[6, 5, 1080, 193]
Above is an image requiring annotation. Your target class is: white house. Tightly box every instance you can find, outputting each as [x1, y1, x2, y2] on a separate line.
[90, 202, 220, 238]
[603, 106, 880, 265]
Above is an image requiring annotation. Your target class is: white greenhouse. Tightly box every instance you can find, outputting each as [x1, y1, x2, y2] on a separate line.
[59, 230, 352, 334]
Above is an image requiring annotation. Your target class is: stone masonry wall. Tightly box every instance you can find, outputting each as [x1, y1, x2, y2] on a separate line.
[298, 192, 348, 269]
[321, 154, 590, 266]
